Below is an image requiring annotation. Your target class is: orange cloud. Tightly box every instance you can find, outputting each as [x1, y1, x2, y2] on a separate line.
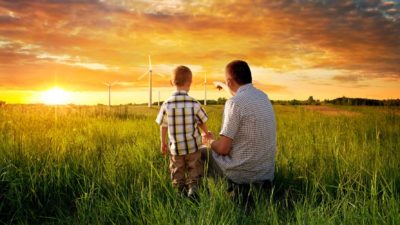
[0, 0, 399, 103]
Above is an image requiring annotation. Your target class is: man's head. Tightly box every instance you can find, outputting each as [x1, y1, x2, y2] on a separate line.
[172, 65, 192, 91]
[225, 60, 252, 95]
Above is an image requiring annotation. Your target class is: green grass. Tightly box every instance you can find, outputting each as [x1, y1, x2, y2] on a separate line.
[0, 104, 399, 224]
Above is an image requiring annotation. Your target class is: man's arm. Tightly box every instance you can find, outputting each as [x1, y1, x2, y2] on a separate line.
[209, 99, 239, 156]
[210, 135, 232, 156]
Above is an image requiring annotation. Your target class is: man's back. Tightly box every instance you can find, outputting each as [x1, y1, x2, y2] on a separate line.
[214, 83, 276, 184]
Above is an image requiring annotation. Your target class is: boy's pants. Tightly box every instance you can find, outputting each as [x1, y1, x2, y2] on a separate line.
[169, 150, 203, 190]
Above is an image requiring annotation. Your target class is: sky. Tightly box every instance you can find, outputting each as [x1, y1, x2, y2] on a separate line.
[0, 0, 399, 105]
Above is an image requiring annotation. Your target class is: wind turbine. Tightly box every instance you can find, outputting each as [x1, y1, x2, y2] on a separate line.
[194, 71, 208, 106]
[138, 56, 166, 107]
[103, 81, 118, 107]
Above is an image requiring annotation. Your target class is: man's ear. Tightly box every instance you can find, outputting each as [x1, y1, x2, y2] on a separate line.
[226, 77, 234, 88]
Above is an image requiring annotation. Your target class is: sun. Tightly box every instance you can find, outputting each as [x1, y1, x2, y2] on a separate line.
[40, 87, 71, 105]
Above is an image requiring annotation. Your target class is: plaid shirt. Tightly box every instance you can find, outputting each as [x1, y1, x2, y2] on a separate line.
[156, 90, 208, 156]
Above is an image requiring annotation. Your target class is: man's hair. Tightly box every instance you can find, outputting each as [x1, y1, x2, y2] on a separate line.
[225, 60, 252, 85]
[173, 65, 192, 86]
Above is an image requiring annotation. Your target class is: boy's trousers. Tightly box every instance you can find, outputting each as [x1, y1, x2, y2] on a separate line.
[169, 150, 203, 190]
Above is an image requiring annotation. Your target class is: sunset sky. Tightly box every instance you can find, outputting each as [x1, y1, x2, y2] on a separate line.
[0, 0, 399, 105]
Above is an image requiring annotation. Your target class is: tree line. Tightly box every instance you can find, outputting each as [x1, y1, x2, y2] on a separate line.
[2, 97, 400, 106]
[272, 96, 400, 106]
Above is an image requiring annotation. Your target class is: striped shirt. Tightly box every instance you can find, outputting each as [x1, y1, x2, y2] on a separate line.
[155, 90, 208, 156]
[212, 83, 276, 184]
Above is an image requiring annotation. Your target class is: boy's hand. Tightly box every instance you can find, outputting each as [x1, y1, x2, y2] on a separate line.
[202, 131, 214, 145]
[161, 142, 168, 155]
[208, 131, 215, 140]
[206, 131, 215, 140]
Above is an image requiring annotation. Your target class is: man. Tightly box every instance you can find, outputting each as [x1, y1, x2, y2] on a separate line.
[205, 60, 276, 189]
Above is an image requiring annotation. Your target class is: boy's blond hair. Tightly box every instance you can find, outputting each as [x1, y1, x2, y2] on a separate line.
[173, 66, 192, 86]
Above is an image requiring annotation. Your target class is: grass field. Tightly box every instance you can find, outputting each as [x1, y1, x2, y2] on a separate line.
[0, 104, 399, 224]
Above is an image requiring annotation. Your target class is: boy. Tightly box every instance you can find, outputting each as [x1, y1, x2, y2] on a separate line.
[156, 65, 210, 198]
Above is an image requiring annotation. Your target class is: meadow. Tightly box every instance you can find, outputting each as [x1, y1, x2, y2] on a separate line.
[0, 104, 399, 224]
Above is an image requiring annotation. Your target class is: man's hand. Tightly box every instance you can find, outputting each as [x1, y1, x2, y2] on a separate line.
[161, 142, 168, 155]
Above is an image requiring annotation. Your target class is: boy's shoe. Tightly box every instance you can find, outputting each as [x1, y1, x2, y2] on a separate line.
[187, 186, 199, 201]
[174, 185, 187, 197]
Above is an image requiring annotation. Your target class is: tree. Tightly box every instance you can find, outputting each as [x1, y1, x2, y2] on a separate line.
[307, 96, 315, 104]
[217, 97, 227, 105]
[289, 99, 301, 105]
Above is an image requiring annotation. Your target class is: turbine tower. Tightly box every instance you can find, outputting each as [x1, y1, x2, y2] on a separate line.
[103, 81, 118, 107]
[158, 90, 161, 107]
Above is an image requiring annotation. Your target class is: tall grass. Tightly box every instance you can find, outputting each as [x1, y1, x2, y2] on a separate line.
[0, 104, 399, 224]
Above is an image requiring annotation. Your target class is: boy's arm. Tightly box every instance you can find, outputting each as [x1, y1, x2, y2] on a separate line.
[196, 104, 209, 134]
[198, 122, 209, 134]
[196, 105, 211, 144]
[160, 126, 168, 155]
[156, 102, 168, 155]
[199, 122, 213, 145]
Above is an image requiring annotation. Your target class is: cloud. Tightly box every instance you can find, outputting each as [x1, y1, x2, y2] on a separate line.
[36, 53, 120, 71]
[0, 0, 399, 99]
[332, 75, 366, 83]
[253, 82, 287, 93]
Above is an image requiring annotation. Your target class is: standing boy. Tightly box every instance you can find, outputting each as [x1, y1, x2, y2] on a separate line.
[156, 65, 210, 197]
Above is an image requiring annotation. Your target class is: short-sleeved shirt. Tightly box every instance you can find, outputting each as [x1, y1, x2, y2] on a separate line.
[156, 90, 208, 156]
[212, 83, 276, 184]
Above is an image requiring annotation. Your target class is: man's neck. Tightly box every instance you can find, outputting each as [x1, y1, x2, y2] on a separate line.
[230, 85, 240, 96]
[232, 83, 251, 96]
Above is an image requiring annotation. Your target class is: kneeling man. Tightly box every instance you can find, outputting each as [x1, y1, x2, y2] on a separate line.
[206, 60, 276, 190]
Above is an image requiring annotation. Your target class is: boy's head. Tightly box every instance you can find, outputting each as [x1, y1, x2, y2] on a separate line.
[173, 66, 192, 89]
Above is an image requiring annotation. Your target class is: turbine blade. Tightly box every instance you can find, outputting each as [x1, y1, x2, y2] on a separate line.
[138, 71, 148, 80]
[148, 55, 152, 71]
[154, 72, 167, 78]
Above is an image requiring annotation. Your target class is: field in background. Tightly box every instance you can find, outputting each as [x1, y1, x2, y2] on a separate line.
[0, 105, 399, 224]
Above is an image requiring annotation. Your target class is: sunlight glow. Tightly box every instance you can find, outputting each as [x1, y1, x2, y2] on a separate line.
[40, 87, 71, 105]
